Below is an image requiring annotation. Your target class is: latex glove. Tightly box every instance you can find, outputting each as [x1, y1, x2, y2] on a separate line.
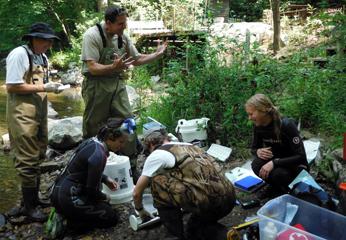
[44, 82, 63, 93]
[136, 208, 154, 222]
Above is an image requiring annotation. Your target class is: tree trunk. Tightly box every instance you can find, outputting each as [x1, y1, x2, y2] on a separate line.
[272, 0, 280, 54]
[98, 0, 108, 12]
[43, 0, 70, 44]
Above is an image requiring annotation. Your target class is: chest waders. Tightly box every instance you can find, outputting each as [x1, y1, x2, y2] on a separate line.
[7, 45, 48, 188]
[6, 45, 48, 222]
[151, 144, 236, 218]
[81, 24, 138, 169]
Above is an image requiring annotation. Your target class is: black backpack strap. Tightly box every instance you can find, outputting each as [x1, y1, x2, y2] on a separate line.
[22, 45, 33, 75]
[96, 23, 107, 48]
[118, 35, 123, 49]
[41, 54, 49, 83]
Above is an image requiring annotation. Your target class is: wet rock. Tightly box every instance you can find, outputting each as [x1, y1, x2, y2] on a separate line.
[126, 85, 139, 109]
[332, 148, 344, 162]
[48, 117, 83, 150]
[8, 216, 27, 226]
[48, 101, 59, 119]
[59, 86, 82, 101]
[0, 214, 6, 227]
[59, 64, 84, 85]
[300, 130, 315, 139]
[332, 159, 343, 175]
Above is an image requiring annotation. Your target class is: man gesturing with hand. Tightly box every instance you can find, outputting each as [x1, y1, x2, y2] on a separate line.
[81, 5, 167, 183]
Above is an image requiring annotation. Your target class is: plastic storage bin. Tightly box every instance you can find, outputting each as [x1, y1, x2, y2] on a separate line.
[257, 194, 346, 240]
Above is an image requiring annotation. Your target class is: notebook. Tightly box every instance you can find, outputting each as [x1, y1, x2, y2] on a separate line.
[234, 175, 264, 191]
[206, 143, 232, 162]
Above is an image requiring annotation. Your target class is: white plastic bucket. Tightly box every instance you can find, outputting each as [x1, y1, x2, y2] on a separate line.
[175, 118, 209, 149]
[102, 152, 134, 204]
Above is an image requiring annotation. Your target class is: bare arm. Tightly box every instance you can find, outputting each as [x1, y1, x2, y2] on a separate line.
[132, 40, 168, 66]
[133, 175, 150, 210]
[6, 83, 45, 94]
[86, 54, 134, 76]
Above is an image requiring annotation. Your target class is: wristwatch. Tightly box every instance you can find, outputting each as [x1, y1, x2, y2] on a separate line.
[272, 158, 280, 167]
[135, 206, 143, 211]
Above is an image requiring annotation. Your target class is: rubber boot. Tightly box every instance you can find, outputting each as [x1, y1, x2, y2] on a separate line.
[158, 207, 185, 240]
[36, 177, 50, 208]
[22, 186, 47, 222]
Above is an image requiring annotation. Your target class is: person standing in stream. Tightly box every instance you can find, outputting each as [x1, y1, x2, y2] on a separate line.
[6, 22, 63, 222]
[81, 5, 167, 182]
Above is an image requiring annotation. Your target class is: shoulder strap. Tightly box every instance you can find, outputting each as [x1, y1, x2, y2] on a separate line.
[157, 144, 179, 168]
[96, 23, 107, 48]
[22, 45, 33, 74]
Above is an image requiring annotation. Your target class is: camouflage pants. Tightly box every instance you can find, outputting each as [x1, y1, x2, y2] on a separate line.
[151, 174, 235, 221]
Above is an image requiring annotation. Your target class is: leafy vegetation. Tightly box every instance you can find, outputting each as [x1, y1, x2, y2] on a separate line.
[0, 0, 345, 150]
[133, 12, 346, 149]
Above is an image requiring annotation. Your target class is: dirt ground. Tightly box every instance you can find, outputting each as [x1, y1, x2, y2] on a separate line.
[0, 153, 338, 240]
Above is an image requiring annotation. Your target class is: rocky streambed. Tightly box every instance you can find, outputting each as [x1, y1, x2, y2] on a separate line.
[0, 134, 345, 240]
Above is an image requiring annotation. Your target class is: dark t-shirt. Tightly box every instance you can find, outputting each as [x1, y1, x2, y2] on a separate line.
[251, 118, 308, 168]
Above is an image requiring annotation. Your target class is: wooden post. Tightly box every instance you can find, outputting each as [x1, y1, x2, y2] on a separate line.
[343, 133, 346, 161]
[272, 0, 281, 54]
[173, 7, 176, 32]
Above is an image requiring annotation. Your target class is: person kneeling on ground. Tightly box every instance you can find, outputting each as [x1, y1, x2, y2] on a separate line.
[245, 93, 308, 198]
[133, 129, 236, 240]
[51, 118, 132, 230]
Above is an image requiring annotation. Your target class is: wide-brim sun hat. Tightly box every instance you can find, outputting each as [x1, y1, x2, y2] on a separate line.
[22, 22, 60, 41]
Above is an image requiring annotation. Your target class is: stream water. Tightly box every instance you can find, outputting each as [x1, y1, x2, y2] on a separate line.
[0, 76, 84, 213]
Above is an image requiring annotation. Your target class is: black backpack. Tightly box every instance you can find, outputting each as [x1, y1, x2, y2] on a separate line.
[290, 181, 336, 211]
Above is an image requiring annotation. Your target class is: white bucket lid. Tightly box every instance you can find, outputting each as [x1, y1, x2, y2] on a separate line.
[107, 152, 129, 164]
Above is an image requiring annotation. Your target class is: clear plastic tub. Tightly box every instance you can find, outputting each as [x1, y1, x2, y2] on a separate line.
[257, 194, 346, 240]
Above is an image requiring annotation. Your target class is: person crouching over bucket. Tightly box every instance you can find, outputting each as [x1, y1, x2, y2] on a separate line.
[51, 118, 134, 231]
[133, 128, 236, 240]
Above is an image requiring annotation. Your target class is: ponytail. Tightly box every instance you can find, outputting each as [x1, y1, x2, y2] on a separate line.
[97, 117, 135, 141]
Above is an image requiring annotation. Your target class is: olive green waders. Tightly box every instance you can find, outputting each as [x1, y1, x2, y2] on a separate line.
[82, 36, 138, 171]
[6, 45, 48, 222]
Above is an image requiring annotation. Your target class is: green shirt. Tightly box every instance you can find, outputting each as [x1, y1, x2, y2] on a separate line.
[81, 22, 140, 75]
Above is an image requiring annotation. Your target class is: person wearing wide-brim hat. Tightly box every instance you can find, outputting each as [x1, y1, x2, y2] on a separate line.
[5, 22, 65, 222]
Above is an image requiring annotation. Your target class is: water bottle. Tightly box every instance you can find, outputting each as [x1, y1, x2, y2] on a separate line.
[262, 221, 278, 240]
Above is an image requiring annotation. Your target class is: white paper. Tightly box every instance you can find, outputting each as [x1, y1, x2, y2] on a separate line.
[207, 143, 232, 162]
[225, 167, 262, 184]
[303, 140, 320, 164]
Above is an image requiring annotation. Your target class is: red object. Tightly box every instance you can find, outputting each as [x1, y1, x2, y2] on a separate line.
[344, 133, 346, 161]
[276, 224, 314, 240]
[340, 183, 346, 191]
